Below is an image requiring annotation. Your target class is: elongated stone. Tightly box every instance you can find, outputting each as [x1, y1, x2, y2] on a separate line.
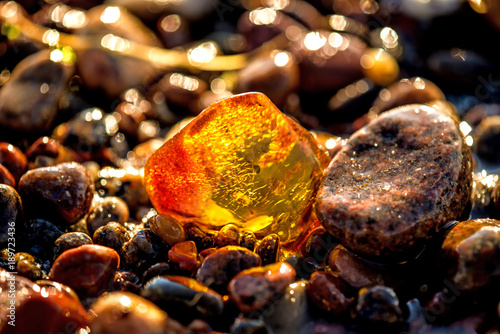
[145, 93, 329, 243]
[316, 104, 473, 259]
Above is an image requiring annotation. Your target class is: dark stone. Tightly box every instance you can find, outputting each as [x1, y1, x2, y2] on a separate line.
[25, 137, 60, 161]
[92, 222, 130, 255]
[0, 184, 22, 246]
[142, 262, 172, 284]
[196, 246, 261, 294]
[86, 196, 129, 235]
[307, 271, 352, 316]
[121, 228, 168, 274]
[18, 162, 94, 226]
[53, 232, 93, 261]
[214, 224, 241, 248]
[112, 271, 141, 293]
[184, 222, 215, 251]
[240, 230, 257, 251]
[316, 104, 473, 260]
[354, 285, 404, 329]
[255, 233, 280, 266]
[20, 219, 63, 260]
[0, 142, 27, 182]
[473, 116, 500, 164]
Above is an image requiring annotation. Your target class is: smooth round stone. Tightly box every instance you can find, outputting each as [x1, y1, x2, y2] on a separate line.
[0, 185, 22, 246]
[354, 285, 404, 328]
[112, 271, 140, 293]
[25, 137, 60, 161]
[168, 240, 199, 272]
[149, 214, 186, 247]
[255, 234, 280, 266]
[184, 223, 215, 251]
[92, 222, 130, 254]
[301, 227, 339, 266]
[473, 115, 500, 163]
[370, 77, 445, 115]
[145, 93, 329, 244]
[438, 218, 500, 292]
[196, 246, 261, 293]
[0, 164, 15, 187]
[240, 230, 257, 251]
[316, 104, 473, 259]
[53, 232, 93, 260]
[142, 275, 224, 322]
[86, 196, 130, 235]
[49, 244, 120, 297]
[0, 50, 74, 133]
[89, 291, 187, 334]
[307, 271, 352, 316]
[18, 162, 94, 226]
[215, 224, 241, 248]
[1, 271, 88, 334]
[360, 48, 399, 87]
[0, 142, 27, 182]
[228, 262, 296, 314]
[142, 262, 172, 284]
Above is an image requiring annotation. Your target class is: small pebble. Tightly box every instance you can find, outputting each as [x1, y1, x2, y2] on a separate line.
[240, 230, 257, 251]
[49, 244, 120, 297]
[142, 275, 224, 322]
[228, 262, 296, 313]
[18, 162, 94, 226]
[0, 142, 27, 182]
[215, 224, 241, 247]
[184, 222, 215, 251]
[301, 227, 339, 266]
[255, 233, 280, 266]
[25, 137, 60, 161]
[355, 285, 404, 329]
[142, 262, 172, 284]
[307, 271, 352, 316]
[473, 115, 500, 163]
[0, 185, 22, 246]
[168, 240, 200, 272]
[0, 164, 15, 187]
[196, 246, 261, 293]
[113, 271, 141, 294]
[53, 232, 93, 261]
[15, 252, 47, 281]
[121, 228, 168, 274]
[86, 196, 130, 235]
[93, 222, 130, 255]
[149, 213, 186, 247]
[20, 218, 63, 260]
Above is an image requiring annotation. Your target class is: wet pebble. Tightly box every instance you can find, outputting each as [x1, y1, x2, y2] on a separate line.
[184, 222, 215, 251]
[215, 224, 241, 248]
[149, 213, 186, 247]
[49, 244, 120, 297]
[89, 291, 187, 334]
[316, 104, 473, 259]
[0, 164, 15, 187]
[86, 196, 130, 235]
[113, 271, 141, 293]
[142, 275, 224, 322]
[230, 318, 269, 334]
[240, 230, 257, 251]
[25, 136, 60, 161]
[473, 115, 500, 164]
[301, 227, 339, 266]
[438, 218, 500, 292]
[0, 184, 22, 246]
[121, 228, 168, 274]
[354, 285, 404, 329]
[0, 142, 27, 182]
[18, 162, 94, 226]
[307, 271, 352, 316]
[53, 232, 93, 261]
[15, 252, 47, 281]
[255, 233, 280, 266]
[228, 262, 296, 314]
[0, 50, 74, 133]
[196, 246, 261, 293]
[93, 222, 130, 255]
[168, 240, 199, 272]
[142, 262, 172, 284]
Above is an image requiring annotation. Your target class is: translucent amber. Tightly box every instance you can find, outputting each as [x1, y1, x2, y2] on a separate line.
[145, 92, 329, 243]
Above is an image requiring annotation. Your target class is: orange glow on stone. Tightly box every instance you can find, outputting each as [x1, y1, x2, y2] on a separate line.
[145, 92, 329, 243]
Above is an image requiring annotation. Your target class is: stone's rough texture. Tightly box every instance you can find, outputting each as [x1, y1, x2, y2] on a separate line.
[196, 246, 261, 293]
[93, 222, 130, 254]
[438, 218, 500, 291]
[307, 271, 352, 316]
[355, 285, 404, 328]
[49, 244, 120, 297]
[214, 224, 241, 247]
[228, 262, 296, 313]
[53, 232, 93, 260]
[89, 291, 187, 334]
[316, 104, 473, 259]
[18, 162, 94, 226]
[168, 240, 199, 272]
[255, 233, 280, 266]
[145, 93, 329, 244]
[0, 50, 74, 132]
[121, 228, 168, 273]
[86, 196, 130, 235]
[1, 270, 88, 334]
[142, 275, 224, 321]
[0, 185, 22, 245]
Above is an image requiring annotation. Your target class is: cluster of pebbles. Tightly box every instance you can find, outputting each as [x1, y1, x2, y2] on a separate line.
[2, 0, 500, 334]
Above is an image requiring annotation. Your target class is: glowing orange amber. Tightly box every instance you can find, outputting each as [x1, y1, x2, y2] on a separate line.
[145, 92, 330, 243]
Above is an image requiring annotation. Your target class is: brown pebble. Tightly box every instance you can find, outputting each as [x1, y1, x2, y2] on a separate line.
[0, 142, 27, 182]
[53, 232, 93, 260]
[49, 244, 120, 297]
[168, 240, 200, 272]
[86, 196, 130, 235]
[316, 104, 473, 259]
[19, 162, 94, 226]
[255, 233, 280, 265]
[215, 224, 241, 247]
[438, 218, 500, 292]
[25, 137, 60, 161]
[89, 291, 187, 334]
[149, 213, 186, 247]
[0, 164, 15, 187]
[92, 222, 130, 255]
[308, 271, 352, 316]
[0, 184, 22, 245]
[228, 262, 296, 313]
[196, 246, 261, 293]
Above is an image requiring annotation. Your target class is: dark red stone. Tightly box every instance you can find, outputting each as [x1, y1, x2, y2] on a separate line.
[196, 246, 261, 293]
[0, 142, 27, 182]
[0, 164, 15, 187]
[18, 162, 94, 226]
[49, 244, 120, 297]
[307, 271, 352, 316]
[316, 104, 473, 259]
[228, 262, 296, 313]
[25, 137, 60, 161]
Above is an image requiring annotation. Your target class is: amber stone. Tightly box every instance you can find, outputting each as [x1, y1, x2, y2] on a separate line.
[145, 93, 329, 244]
[316, 104, 473, 259]
[168, 240, 200, 272]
